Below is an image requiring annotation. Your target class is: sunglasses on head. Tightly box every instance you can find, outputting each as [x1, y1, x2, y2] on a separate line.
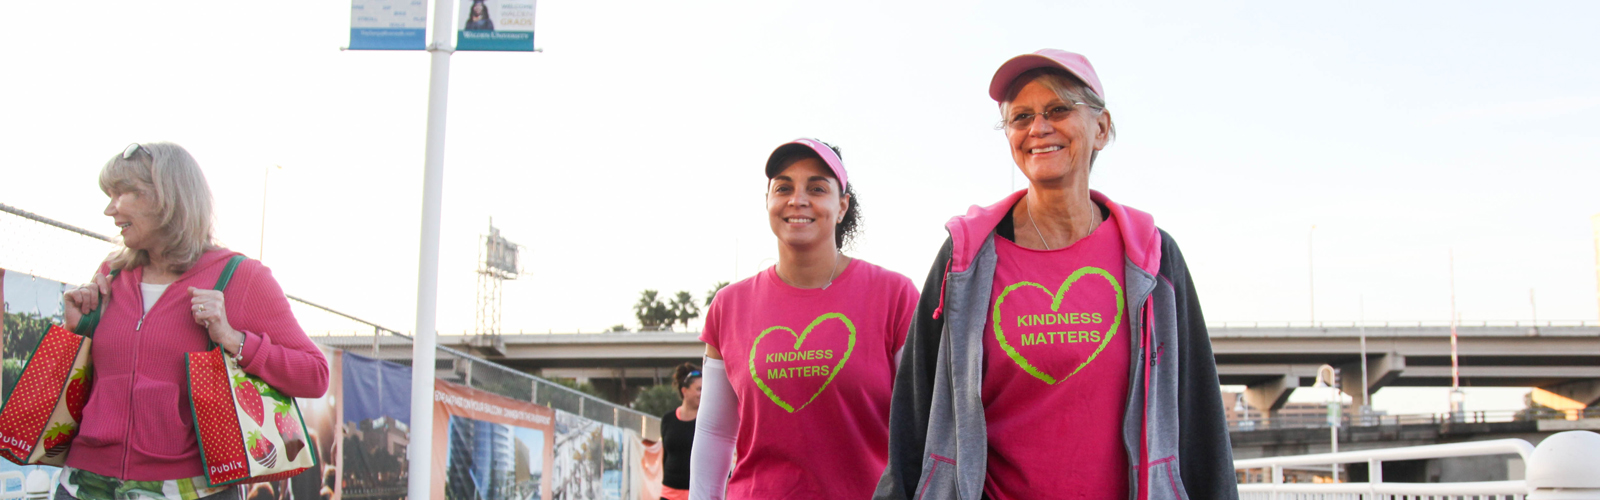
[122, 143, 143, 159]
[684, 370, 701, 382]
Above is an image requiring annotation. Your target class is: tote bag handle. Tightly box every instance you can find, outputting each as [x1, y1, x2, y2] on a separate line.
[204, 255, 247, 350]
[72, 268, 121, 338]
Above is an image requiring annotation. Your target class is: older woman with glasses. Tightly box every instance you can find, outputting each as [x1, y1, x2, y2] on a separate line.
[56, 142, 328, 500]
[874, 50, 1237, 500]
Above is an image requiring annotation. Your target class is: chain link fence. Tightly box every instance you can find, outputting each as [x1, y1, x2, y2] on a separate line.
[1, 203, 660, 439]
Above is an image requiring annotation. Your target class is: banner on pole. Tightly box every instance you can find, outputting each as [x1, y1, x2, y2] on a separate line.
[350, 0, 428, 50]
[456, 0, 537, 51]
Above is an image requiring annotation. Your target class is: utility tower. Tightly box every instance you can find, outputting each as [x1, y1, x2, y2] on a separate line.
[475, 219, 522, 354]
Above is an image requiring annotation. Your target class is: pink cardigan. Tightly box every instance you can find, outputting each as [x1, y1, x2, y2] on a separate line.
[65, 249, 329, 480]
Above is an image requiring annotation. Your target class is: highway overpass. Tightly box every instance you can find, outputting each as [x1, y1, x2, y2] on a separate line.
[314, 323, 1600, 408]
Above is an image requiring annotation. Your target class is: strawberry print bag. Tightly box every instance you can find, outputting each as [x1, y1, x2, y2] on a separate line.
[0, 269, 117, 465]
[185, 256, 317, 486]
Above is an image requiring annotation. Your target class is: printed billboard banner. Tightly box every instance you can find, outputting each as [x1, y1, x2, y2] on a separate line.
[350, 0, 428, 50]
[0, 269, 70, 486]
[341, 352, 412, 500]
[457, 0, 536, 51]
[549, 411, 648, 500]
[431, 379, 555, 500]
[2, 269, 72, 402]
[636, 440, 661, 500]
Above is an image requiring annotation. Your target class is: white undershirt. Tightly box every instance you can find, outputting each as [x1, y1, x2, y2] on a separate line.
[140, 282, 169, 314]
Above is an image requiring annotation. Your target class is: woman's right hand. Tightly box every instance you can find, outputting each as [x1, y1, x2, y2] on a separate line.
[63, 272, 111, 331]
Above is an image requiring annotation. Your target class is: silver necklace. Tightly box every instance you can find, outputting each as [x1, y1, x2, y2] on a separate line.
[821, 251, 842, 290]
[1026, 202, 1053, 250]
[779, 251, 842, 289]
[1026, 200, 1098, 251]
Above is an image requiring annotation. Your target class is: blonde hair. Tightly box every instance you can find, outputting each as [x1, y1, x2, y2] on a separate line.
[99, 142, 219, 273]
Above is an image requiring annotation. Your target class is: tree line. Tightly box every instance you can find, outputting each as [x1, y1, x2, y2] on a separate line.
[623, 282, 729, 332]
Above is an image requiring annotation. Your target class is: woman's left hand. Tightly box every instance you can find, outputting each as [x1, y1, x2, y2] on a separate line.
[189, 287, 245, 355]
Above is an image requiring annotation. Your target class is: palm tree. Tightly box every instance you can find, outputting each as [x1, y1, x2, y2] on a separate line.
[633, 290, 673, 331]
[670, 291, 701, 331]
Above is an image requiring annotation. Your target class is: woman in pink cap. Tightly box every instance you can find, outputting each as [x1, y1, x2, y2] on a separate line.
[873, 51, 1237, 500]
[689, 139, 919, 500]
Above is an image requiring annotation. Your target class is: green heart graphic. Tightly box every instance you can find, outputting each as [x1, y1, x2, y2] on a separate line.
[992, 266, 1124, 385]
[748, 313, 857, 413]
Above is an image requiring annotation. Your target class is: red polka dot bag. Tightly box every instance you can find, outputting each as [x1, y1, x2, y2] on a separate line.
[185, 256, 317, 486]
[0, 269, 118, 465]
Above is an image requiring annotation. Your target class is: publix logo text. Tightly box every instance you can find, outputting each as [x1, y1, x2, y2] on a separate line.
[210, 460, 246, 475]
[0, 433, 30, 450]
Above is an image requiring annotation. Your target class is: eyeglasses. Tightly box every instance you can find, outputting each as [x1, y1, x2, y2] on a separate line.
[122, 143, 144, 159]
[994, 102, 1091, 131]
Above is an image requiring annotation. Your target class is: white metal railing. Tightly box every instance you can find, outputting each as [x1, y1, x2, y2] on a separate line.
[1235, 438, 1535, 500]
[1210, 320, 1596, 329]
[1229, 408, 1600, 432]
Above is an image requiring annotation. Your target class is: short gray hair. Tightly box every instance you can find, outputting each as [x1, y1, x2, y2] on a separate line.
[999, 68, 1117, 164]
[99, 142, 219, 273]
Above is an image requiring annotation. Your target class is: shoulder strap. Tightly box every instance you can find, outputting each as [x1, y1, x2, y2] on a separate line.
[204, 255, 247, 350]
[74, 268, 122, 338]
[213, 255, 246, 292]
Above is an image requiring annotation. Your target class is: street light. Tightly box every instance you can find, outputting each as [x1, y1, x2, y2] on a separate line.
[1449, 250, 1464, 418]
[1308, 225, 1317, 325]
[1359, 294, 1370, 425]
[1316, 364, 1341, 482]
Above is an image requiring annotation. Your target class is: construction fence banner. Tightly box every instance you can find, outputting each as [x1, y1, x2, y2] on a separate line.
[0, 268, 661, 500]
[431, 378, 553, 500]
[341, 352, 412, 500]
[547, 409, 654, 500]
[0, 268, 72, 489]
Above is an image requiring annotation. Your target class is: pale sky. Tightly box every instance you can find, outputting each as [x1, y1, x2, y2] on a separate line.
[4, 0, 1599, 347]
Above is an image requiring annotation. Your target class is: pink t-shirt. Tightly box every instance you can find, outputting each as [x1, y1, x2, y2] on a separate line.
[700, 258, 918, 499]
[982, 212, 1132, 500]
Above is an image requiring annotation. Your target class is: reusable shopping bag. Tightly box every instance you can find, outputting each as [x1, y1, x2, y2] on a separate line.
[0, 269, 117, 465]
[186, 255, 317, 486]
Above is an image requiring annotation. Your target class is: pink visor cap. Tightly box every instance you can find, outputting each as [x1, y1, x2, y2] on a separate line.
[765, 138, 848, 191]
[988, 49, 1105, 102]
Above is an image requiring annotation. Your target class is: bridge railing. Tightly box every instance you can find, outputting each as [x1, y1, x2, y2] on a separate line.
[1229, 408, 1600, 432]
[0, 203, 663, 440]
[1235, 438, 1535, 500]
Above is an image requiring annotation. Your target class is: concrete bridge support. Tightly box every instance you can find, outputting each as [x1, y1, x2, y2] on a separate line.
[1245, 374, 1298, 421]
[1536, 379, 1600, 408]
[1341, 352, 1406, 408]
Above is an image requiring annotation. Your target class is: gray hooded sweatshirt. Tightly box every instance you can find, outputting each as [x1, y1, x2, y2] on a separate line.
[874, 190, 1237, 500]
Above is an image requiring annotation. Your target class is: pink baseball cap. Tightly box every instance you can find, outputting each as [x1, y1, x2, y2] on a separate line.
[765, 138, 848, 191]
[988, 49, 1104, 102]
